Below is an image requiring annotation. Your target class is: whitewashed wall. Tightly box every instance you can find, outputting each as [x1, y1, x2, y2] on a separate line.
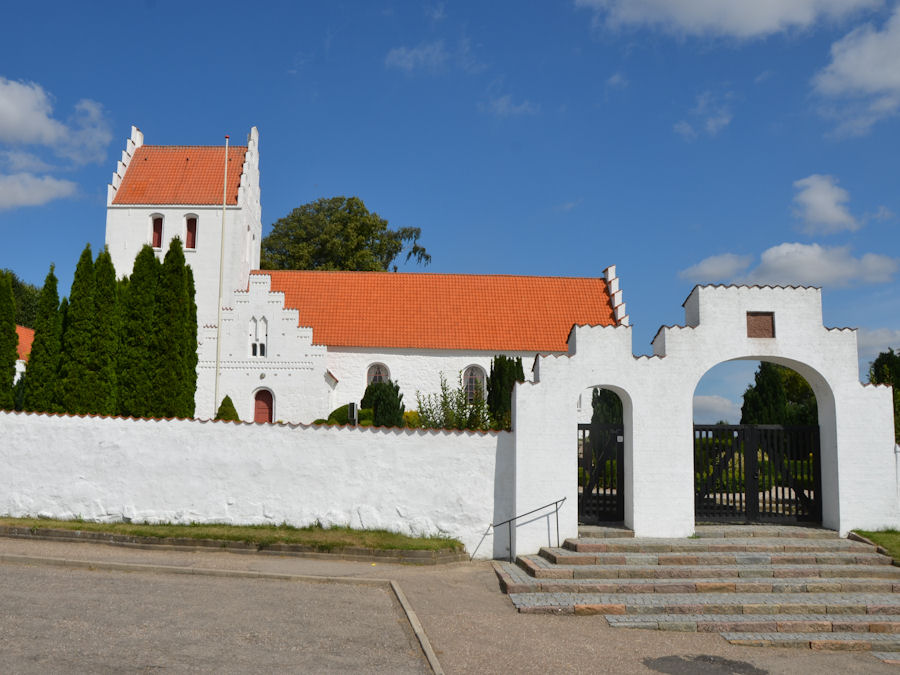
[0, 411, 513, 559]
[512, 285, 898, 556]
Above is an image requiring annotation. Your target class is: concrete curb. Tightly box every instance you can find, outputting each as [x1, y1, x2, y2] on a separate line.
[0, 526, 468, 565]
[0, 552, 445, 674]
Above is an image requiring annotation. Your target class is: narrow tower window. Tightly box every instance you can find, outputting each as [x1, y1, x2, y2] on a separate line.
[152, 217, 163, 249]
[464, 366, 486, 403]
[186, 216, 197, 249]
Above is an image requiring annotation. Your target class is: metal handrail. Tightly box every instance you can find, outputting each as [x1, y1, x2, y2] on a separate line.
[476, 497, 566, 563]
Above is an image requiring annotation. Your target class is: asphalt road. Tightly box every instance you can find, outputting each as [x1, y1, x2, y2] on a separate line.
[0, 537, 897, 674]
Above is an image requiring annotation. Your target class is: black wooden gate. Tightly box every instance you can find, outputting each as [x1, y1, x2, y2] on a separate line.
[578, 423, 624, 522]
[694, 424, 821, 523]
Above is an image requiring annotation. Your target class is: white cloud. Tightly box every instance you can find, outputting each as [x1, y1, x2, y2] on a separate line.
[681, 243, 898, 287]
[679, 253, 753, 282]
[0, 172, 76, 210]
[858, 327, 900, 367]
[746, 242, 897, 286]
[574, 0, 879, 39]
[675, 91, 733, 140]
[813, 5, 900, 135]
[606, 72, 628, 88]
[792, 174, 859, 234]
[425, 2, 446, 22]
[673, 120, 697, 140]
[1, 150, 52, 173]
[754, 70, 773, 84]
[556, 198, 582, 212]
[693, 395, 742, 424]
[0, 76, 110, 165]
[385, 41, 449, 73]
[480, 94, 539, 118]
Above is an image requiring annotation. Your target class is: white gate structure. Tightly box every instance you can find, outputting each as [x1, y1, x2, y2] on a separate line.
[511, 285, 898, 557]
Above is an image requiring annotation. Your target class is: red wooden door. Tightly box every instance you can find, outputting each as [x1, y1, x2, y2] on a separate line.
[254, 390, 273, 423]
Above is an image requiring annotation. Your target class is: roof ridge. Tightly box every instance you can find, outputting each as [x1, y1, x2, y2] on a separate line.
[139, 144, 248, 149]
[253, 269, 607, 281]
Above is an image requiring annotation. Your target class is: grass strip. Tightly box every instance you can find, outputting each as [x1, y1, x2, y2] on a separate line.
[855, 530, 900, 562]
[0, 517, 463, 553]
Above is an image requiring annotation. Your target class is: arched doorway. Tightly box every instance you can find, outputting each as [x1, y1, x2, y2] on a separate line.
[693, 360, 822, 524]
[578, 386, 627, 523]
[254, 389, 274, 423]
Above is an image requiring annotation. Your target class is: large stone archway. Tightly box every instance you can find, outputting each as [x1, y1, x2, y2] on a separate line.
[511, 285, 897, 558]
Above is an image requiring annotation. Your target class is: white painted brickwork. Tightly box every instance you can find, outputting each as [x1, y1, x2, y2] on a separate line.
[0, 411, 514, 559]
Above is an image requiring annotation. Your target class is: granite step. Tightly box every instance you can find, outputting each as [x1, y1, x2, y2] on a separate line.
[516, 556, 900, 580]
[564, 536, 871, 553]
[577, 525, 634, 539]
[722, 632, 900, 650]
[692, 525, 842, 539]
[605, 613, 900, 633]
[872, 652, 900, 664]
[494, 563, 899, 595]
[539, 547, 891, 567]
[507, 591, 900, 615]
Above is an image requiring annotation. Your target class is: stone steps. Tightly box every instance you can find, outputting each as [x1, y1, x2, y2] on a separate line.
[495, 525, 900, 654]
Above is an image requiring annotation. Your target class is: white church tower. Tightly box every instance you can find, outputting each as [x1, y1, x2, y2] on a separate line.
[105, 126, 262, 328]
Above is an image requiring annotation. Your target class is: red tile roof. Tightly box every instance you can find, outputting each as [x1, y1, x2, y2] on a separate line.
[112, 145, 247, 205]
[254, 271, 615, 352]
[15, 325, 33, 361]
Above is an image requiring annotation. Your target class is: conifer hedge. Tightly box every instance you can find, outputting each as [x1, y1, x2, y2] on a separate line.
[0, 275, 18, 410]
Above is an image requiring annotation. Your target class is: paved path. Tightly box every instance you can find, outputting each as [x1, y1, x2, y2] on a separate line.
[0, 537, 897, 674]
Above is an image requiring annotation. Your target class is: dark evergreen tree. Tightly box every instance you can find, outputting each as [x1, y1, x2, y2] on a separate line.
[215, 394, 240, 421]
[0, 269, 40, 328]
[741, 362, 788, 424]
[153, 238, 195, 418]
[371, 379, 404, 427]
[486, 355, 525, 430]
[22, 265, 62, 413]
[869, 348, 900, 442]
[0, 275, 18, 409]
[58, 245, 98, 414]
[118, 245, 160, 417]
[590, 387, 623, 425]
[181, 264, 198, 417]
[93, 250, 119, 415]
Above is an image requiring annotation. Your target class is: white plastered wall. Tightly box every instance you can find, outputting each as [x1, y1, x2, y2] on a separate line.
[511, 285, 897, 556]
[0, 411, 514, 559]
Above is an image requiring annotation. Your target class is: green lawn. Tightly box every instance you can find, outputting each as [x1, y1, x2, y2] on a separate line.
[855, 530, 900, 562]
[0, 517, 463, 553]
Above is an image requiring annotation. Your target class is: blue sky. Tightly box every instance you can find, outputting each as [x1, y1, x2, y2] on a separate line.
[1, 1, 898, 421]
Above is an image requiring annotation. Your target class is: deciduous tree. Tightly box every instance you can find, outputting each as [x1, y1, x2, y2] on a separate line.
[261, 196, 430, 271]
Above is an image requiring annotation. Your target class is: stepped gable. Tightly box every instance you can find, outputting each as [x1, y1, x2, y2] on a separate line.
[112, 145, 247, 205]
[254, 270, 616, 352]
[494, 525, 900, 656]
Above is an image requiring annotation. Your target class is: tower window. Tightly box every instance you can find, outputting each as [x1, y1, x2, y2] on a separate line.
[152, 217, 163, 249]
[186, 216, 197, 249]
[250, 317, 268, 357]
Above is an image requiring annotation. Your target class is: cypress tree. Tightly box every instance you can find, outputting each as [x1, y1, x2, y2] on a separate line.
[118, 245, 160, 417]
[22, 265, 62, 413]
[371, 379, 404, 427]
[58, 244, 98, 414]
[93, 249, 119, 415]
[154, 238, 193, 418]
[181, 264, 198, 417]
[0, 275, 18, 409]
[487, 355, 525, 430]
[741, 362, 788, 424]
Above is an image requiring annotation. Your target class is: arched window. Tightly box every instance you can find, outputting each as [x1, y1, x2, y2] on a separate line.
[151, 216, 163, 249]
[249, 317, 267, 357]
[185, 216, 197, 249]
[464, 366, 486, 403]
[254, 389, 273, 423]
[367, 363, 389, 385]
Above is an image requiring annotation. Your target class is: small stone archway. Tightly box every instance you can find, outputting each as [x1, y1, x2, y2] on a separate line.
[253, 389, 274, 424]
[510, 285, 897, 559]
[577, 385, 631, 523]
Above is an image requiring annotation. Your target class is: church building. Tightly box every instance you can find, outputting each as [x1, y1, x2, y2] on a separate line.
[104, 127, 626, 423]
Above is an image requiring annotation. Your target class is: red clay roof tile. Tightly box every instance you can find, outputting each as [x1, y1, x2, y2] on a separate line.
[112, 145, 247, 205]
[253, 271, 615, 352]
[15, 325, 33, 361]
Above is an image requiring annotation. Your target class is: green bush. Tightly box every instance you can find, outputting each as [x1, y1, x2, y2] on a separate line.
[403, 410, 421, 428]
[371, 380, 404, 427]
[416, 373, 491, 430]
[215, 395, 240, 422]
[326, 404, 350, 425]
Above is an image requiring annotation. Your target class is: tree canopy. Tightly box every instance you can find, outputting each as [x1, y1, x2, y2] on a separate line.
[869, 348, 900, 443]
[0, 269, 40, 328]
[0, 274, 18, 409]
[261, 196, 430, 272]
[740, 362, 817, 426]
